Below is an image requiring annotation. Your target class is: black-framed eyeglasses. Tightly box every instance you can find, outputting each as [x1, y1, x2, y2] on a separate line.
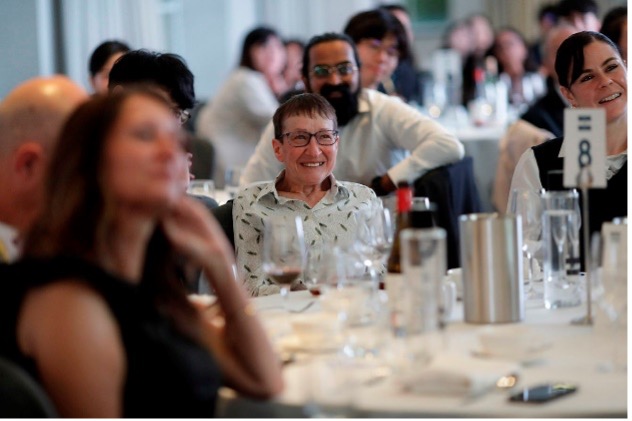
[280, 130, 339, 147]
[310, 63, 357, 78]
[172, 108, 191, 125]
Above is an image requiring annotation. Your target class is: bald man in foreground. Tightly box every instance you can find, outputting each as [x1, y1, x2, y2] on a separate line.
[0, 76, 88, 261]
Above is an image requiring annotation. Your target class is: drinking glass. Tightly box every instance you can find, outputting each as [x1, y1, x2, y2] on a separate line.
[541, 190, 582, 309]
[303, 242, 338, 296]
[542, 209, 580, 309]
[355, 207, 394, 271]
[187, 179, 216, 198]
[509, 188, 543, 298]
[224, 166, 243, 199]
[262, 215, 306, 309]
[596, 220, 627, 372]
[541, 190, 581, 274]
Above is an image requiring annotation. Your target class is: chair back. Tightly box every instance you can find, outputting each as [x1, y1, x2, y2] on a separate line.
[0, 357, 57, 417]
[413, 156, 482, 269]
[211, 200, 235, 250]
[190, 136, 215, 180]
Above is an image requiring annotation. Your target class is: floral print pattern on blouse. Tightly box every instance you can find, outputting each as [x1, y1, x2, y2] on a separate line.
[233, 173, 382, 296]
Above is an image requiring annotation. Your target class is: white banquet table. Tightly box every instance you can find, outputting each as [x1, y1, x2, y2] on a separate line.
[215, 291, 626, 418]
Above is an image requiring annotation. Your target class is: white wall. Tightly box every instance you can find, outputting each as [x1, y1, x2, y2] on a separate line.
[0, 0, 54, 99]
[0, 0, 626, 100]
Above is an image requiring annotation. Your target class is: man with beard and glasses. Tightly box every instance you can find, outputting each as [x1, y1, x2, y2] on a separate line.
[241, 32, 464, 195]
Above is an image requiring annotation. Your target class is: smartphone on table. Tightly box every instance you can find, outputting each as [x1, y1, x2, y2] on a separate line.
[509, 383, 577, 403]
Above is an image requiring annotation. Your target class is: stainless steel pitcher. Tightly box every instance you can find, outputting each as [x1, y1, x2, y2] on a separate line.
[459, 213, 524, 323]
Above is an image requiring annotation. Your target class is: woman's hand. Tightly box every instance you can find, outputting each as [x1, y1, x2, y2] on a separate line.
[161, 197, 235, 271]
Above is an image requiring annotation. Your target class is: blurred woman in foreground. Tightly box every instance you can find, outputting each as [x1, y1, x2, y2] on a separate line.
[6, 87, 283, 416]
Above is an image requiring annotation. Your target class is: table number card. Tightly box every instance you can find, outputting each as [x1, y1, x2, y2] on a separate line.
[563, 108, 606, 188]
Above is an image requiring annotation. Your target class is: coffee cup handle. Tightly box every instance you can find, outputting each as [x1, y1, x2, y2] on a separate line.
[441, 279, 457, 323]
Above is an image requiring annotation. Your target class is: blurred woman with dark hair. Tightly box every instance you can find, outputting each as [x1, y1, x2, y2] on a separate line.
[493, 26, 546, 110]
[196, 26, 287, 188]
[88, 40, 130, 94]
[343, 8, 410, 94]
[2, 87, 283, 417]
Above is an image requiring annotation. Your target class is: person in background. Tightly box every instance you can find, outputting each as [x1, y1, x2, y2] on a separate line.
[442, 18, 474, 61]
[521, 24, 579, 137]
[379, 3, 423, 104]
[461, 13, 495, 106]
[241, 32, 463, 196]
[343, 8, 410, 94]
[282, 38, 305, 92]
[234, 93, 382, 296]
[492, 26, 545, 111]
[600, 6, 627, 62]
[510, 31, 627, 237]
[108, 49, 213, 202]
[0, 76, 88, 262]
[493, 24, 579, 212]
[556, 0, 600, 32]
[528, 4, 559, 69]
[1, 87, 283, 416]
[109, 49, 195, 125]
[88, 40, 130, 94]
[196, 26, 286, 188]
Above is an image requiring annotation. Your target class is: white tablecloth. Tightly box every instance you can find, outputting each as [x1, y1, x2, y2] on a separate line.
[216, 291, 627, 418]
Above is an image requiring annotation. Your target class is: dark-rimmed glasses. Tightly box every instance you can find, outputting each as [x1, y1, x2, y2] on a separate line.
[280, 130, 339, 147]
[310, 63, 357, 78]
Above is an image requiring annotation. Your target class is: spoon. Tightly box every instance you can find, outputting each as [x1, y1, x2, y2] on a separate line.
[496, 373, 519, 389]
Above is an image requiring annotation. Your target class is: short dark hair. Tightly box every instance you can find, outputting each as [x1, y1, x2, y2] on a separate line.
[555, 31, 620, 89]
[538, 4, 559, 22]
[343, 8, 410, 61]
[272, 93, 337, 140]
[556, 0, 598, 17]
[108, 49, 195, 110]
[600, 6, 627, 53]
[379, 3, 409, 15]
[88, 40, 130, 76]
[239, 26, 280, 70]
[301, 32, 362, 81]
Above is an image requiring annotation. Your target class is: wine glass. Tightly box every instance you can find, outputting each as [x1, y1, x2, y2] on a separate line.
[187, 179, 216, 198]
[262, 215, 306, 309]
[355, 207, 394, 288]
[596, 222, 627, 372]
[509, 188, 543, 298]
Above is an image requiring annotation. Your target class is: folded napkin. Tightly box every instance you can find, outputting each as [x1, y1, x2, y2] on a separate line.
[400, 354, 520, 397]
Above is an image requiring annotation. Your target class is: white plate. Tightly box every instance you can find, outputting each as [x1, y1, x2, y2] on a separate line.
[278, 334, 343, 353]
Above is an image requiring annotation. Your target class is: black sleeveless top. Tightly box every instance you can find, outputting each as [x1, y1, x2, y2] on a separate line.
[0, 256, 221, 417]
[532, 137, 628, 235]
[532, 137, 628, 267]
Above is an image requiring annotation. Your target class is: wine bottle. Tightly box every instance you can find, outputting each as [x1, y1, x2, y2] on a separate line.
[386, 181, 413, 274]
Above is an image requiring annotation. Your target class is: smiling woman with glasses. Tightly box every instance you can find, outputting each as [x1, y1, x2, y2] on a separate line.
[280, 129, 339, 147]
[232, 93, 382, 297]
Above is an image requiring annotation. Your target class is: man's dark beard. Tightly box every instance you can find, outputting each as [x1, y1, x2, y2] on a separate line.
[318, 83, 360, 127]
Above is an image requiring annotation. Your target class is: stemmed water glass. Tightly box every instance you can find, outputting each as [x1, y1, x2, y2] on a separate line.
[355, 207, 394, 283]
[509, 188, 543, 298]
[262, 215, 306, 309]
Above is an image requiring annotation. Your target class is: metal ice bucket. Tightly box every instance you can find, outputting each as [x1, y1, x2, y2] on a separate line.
[459, 213, 524, 323]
